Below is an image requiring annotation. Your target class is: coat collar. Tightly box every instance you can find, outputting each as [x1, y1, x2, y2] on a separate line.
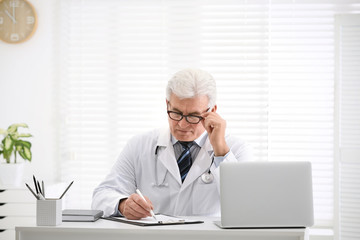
[170, 130, 208, 148]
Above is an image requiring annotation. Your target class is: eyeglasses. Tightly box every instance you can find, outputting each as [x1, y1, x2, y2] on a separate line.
[167, 108, 210, 124]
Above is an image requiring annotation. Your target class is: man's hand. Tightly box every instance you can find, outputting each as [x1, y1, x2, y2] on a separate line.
[119, 193, 154, 220]
[201, 111, 230, 156]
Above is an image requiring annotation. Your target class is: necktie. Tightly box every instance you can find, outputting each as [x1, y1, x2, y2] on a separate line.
[177, 141, 194, 183]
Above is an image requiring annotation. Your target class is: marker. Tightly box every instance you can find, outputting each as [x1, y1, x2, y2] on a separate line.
[136, 189, 157, 222]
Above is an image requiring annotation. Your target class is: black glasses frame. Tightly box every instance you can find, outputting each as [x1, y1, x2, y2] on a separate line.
[167, 107, 210, 124]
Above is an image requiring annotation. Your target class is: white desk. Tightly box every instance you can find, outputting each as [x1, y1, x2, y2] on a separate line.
[16, 217, 308, 240]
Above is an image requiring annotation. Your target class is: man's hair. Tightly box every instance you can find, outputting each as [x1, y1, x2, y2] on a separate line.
[166, 68, 217, 108]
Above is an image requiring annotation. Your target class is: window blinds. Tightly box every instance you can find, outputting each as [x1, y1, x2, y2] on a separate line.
[55, 1, 360, 238]
[335, 14, 360, 240]
[268, 2, 336, 228]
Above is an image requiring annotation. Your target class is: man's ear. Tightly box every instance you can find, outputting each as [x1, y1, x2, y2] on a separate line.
[212, 105, 217, 112]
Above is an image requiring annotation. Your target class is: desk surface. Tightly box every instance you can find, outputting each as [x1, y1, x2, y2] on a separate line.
[16, 217, 308, 240]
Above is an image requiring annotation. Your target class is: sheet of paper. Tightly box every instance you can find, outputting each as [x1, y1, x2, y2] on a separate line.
[104, 214, 204, 226]
[115, 214, 185, 224]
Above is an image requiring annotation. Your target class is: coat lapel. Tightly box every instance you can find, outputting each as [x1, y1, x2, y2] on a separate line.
[156, 128, 182, 186]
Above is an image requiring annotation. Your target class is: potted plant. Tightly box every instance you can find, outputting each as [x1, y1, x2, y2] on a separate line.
[0, 123, 32, 187]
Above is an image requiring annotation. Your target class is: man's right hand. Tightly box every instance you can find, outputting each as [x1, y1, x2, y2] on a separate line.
[119, 193, 154, 220]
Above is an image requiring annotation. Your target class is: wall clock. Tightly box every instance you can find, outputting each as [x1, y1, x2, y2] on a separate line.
[0, 0, 37, 44]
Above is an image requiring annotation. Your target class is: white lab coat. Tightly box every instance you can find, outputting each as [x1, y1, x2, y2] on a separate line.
[91, 127, 251, 217]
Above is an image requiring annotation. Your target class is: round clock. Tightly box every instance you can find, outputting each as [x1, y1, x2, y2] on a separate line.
[0, 0, 37, 44]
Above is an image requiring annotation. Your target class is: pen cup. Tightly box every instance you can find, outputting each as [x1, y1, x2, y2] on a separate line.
[36, 198, 62, 226]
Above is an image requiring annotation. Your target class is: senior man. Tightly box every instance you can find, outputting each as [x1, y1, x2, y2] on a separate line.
[92, 68, 251, 219]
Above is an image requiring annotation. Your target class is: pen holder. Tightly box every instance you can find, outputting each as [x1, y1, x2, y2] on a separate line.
[36, 199, 62, 226]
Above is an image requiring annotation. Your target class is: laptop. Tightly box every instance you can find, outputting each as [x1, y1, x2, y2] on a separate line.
[215, 161, 314, 228]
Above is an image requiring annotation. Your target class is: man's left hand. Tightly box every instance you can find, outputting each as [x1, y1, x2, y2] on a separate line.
[201, 111, 230, 156]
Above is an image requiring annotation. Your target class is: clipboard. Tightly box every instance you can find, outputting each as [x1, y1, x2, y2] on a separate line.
[102, 214, 204, 226]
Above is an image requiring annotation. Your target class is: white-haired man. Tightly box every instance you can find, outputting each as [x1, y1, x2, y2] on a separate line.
[92, 68, 251, 219]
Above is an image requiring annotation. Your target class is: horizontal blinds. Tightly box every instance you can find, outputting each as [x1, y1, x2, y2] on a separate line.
[336, 15, 360, 240]
[56, 0, 169, 208]
[268, 1, 336, 228]
[199, 1, 269, 161]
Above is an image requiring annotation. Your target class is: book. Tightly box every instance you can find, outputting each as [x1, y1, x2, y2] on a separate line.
[103, 214, 203, 226]
[62, 209, 103, 222]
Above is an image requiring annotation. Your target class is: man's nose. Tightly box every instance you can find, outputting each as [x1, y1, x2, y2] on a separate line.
[178, 117, 190, 128]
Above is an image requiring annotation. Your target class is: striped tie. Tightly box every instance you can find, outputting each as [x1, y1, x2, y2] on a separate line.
[177, 141, 194, 183]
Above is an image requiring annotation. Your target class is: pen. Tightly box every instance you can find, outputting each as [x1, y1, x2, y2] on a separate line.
[33, 175, 39, 194]
[42, 181, 45, 198]
[25, 183, 38, 199]
[37, 180, 42, 195]
[136, 189, 157, 221]
[59, 181, 74, 199]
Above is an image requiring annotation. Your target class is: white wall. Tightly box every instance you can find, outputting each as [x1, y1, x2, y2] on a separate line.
[0, 0, 57, 183]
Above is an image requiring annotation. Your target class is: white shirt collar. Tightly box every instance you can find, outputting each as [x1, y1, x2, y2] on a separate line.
[171, 130, 208, 147]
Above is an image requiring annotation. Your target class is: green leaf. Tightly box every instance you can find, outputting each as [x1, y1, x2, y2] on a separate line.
[3, 147, 13, 162]
[18, 148, 26, 160]
[7, 125, 17, 134]
[15, 139, 31, 149]
[3, 136, 13, 150]
[7, 123, 28, 134]
[18, 146, 32, 161]
[18, 133, 32, 138]
[23, 146, 32, 161]
[15, 140, 32, 162]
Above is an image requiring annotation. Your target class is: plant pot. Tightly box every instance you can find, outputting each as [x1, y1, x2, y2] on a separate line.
[0, 162, 25, 187]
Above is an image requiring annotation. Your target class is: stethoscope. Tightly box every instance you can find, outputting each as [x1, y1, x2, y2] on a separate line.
[201, 158, 214, 184]
[153, 146, 214, 186]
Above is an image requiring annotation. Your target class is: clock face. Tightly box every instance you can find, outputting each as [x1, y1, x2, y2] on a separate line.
[0, 0, 37, 43]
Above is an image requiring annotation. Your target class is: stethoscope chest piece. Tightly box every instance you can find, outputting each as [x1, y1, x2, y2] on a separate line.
[201, 172, 214, 184]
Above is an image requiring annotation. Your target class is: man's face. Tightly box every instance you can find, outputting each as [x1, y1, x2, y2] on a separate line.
[167, 93, 209, 142]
